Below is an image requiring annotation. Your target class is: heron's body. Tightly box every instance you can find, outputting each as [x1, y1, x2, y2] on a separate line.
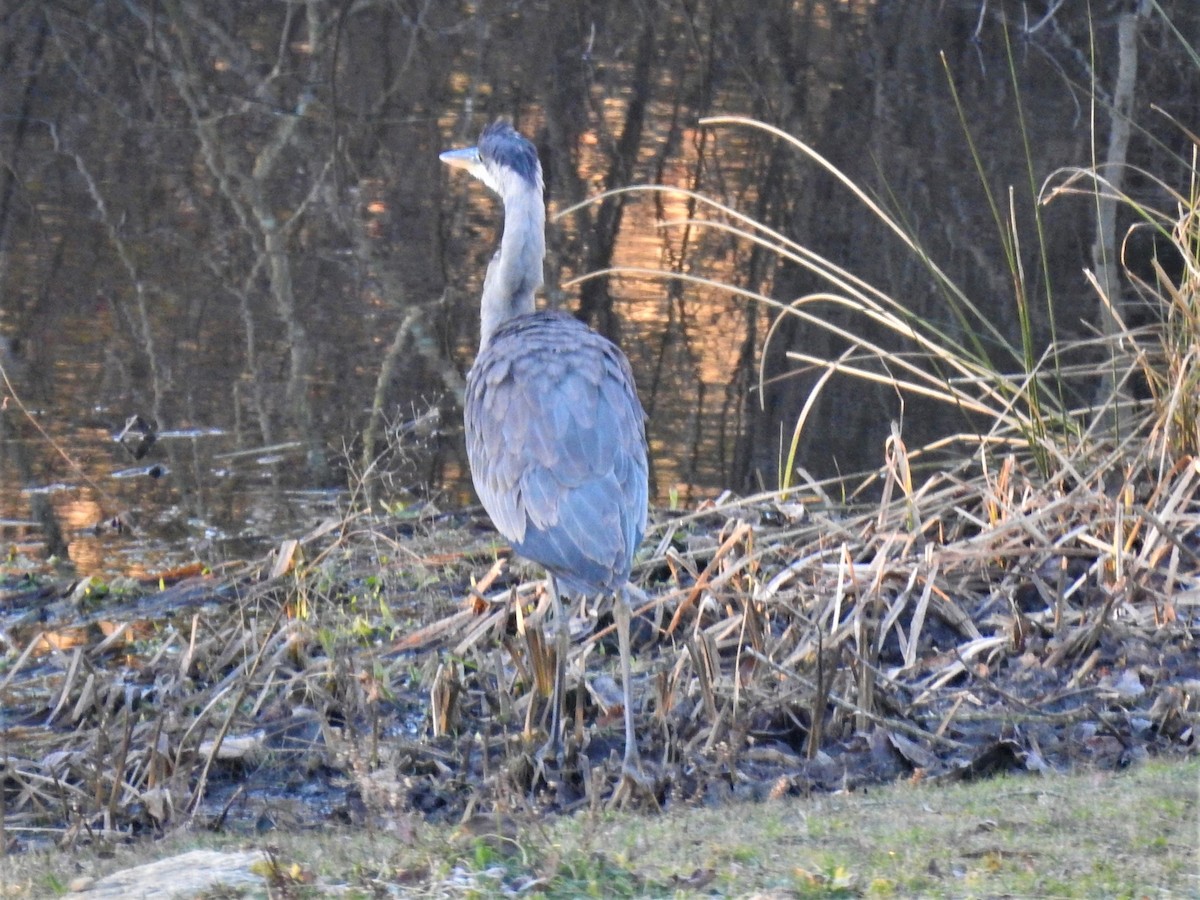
[467, 310, 647, 596]
[442, 120, 648, 779]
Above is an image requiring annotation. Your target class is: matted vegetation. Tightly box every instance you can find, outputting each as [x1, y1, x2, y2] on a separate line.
[2, 421, 1198, 845]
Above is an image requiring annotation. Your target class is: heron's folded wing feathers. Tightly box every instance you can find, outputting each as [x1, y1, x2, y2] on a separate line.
[465, 311, 648, 594]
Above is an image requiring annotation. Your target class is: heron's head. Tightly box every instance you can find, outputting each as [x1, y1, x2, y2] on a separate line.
[440, 119, 542, 200]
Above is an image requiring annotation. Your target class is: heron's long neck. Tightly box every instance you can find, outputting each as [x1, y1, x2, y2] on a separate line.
[479, 185, 545, 351]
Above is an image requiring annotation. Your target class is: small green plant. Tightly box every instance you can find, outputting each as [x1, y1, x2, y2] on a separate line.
[793, 860, 858, 898]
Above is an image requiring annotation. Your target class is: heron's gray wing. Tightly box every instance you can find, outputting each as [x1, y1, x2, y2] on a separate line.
[465, 311, 648, 595]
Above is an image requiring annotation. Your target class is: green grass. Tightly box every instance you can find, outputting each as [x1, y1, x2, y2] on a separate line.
[3, 758, 1194, 897]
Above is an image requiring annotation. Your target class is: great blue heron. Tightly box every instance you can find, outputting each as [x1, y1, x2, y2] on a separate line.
[441, 120, 649, 782]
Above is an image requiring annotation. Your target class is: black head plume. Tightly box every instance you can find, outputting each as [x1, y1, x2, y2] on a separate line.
[477, 119, 540, 187]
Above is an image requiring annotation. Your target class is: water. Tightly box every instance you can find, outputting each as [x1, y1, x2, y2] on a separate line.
[1, 1, 1194, 577]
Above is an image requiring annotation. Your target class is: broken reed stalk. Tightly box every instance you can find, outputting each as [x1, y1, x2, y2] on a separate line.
[186, 597, 290, 817]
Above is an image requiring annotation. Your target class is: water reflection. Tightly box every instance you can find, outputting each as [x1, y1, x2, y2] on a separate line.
[0, 1, 1194, 576]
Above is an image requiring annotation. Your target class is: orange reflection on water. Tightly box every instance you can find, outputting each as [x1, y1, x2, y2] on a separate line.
[553, 120, 772, 500]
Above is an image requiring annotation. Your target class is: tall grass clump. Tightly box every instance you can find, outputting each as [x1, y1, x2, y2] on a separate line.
[567, 54, 1196, 510]
[1148, 166, 1200, 460]
[1046, 143, 1200, 466]
[1122, 153, 1198, 464]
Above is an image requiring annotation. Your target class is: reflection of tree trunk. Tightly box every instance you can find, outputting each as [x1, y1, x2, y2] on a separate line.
[1092, 3, 1146, 432]
[0, 15, 46, 274]
[543, 12, 594, 305]
[577, 19, 656, 342]
[224, 263, 276, 451]
[244, 88, 324, 478]
[729, 0, 834, 492]
[151, 1, 331, 478]
[0, 344, 69, 559]
[71, 145, 166, 431]
[267, 223, 318, 455]
[730, 143, 789, 492]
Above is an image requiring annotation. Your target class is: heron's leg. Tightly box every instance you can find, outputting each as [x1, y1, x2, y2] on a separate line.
[539, 575, 568, 764]
[615, 585, 642, 778]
